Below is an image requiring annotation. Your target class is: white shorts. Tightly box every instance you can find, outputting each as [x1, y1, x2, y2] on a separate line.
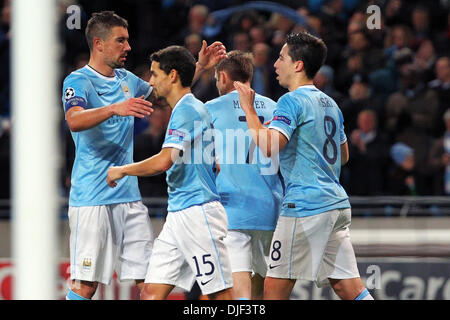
[145, 201, 233, 295]
[68, 201, 154, 285]
[224, 229, 273, 277]
[266, 208, 360, 287]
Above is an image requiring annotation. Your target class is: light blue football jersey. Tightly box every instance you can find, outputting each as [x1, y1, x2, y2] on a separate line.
[269, 85, 350, 217]
[162, 93, 220, 212]
[62, 65, 152, 207]
[206, 91, 283, 230]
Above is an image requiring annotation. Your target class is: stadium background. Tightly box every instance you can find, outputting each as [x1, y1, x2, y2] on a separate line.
[0, 0, 449, 299]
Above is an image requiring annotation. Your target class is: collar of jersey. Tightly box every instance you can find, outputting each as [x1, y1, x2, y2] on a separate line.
[85, 65, 118, 82]
[173, 93, 194, 110]
[296, 84, 316, 90]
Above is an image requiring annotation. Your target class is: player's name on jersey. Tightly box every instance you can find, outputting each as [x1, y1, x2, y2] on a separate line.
[233, 99, 267, 109]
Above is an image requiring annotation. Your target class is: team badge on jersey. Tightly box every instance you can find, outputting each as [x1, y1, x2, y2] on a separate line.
[121, 83, 131, 98]
[64, 87, 75, 101]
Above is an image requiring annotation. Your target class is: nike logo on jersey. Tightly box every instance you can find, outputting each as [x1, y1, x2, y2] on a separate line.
[200, 278, 213, 286]
[97, 91, 107, 96]
[269, 264, 281, 269]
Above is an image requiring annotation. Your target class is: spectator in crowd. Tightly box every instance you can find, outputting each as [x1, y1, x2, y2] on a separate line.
[231, 31, 251, 52]
[428, 56, 450, 137]
[313, 64, 343, 104]
[410, 5, 431, 49]
[384, 24, 413, 62]
[394, 111, 434, 196]
[229, 10, 260, 35]
[383, 0, 410, 27]
[335, 52, 364, 93]
[185, 33, 203, 59]
[251, 42, 278, 98]
[173, 4, 209, 45]
[428, 109, 450, 195]
[340, 73, 385, 134]
[249, 25, 267, 46]
[267, 13, 295, 53]
[387, 142, 417, 195]
[347, 109, 390, 195]
[385, 63, 439, 138]
[318, 0, 347, 66]
[414, 39, 437, 83]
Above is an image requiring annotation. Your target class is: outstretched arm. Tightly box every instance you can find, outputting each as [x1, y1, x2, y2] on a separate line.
[66, 95, 153, 132]
[233, 81, 288, 157]
[107, 147, 178, 188]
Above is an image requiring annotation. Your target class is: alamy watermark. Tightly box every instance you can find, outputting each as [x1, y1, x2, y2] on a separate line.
[366, 5, 382, 30]
[66, 5, 81, 30]
[366, 264, 381, 289]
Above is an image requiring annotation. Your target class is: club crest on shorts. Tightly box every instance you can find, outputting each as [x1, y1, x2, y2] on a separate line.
[82, 258, 92, 270]
[65, 87, 75, 101]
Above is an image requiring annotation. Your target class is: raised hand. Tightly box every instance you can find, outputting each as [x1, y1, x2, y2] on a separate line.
[198, 40, 227, 70]
[233, 81, 255, 115]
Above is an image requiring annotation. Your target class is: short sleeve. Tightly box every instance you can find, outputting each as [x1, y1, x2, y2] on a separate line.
[269, 94, 302, 141]
[162, 107, 199, 152]
[62, 73, 90, 113]
[128, 72, 152, 99]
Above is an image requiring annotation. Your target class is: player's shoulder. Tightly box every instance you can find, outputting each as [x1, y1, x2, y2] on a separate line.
[63, 66, 91, 84]
[277, 90, 299, 109]
[114, 68, 134, 80]
[204, 92, 229, 113]
[174, 94, 203, 116]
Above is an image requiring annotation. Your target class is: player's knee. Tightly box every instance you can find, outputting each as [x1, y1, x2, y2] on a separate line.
[140, 285, 156, 300]
[140, 284, 167, 300]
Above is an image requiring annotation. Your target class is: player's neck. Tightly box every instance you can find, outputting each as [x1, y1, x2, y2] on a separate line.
[167, 87, 192, 109]
[290, 76, 314, 92]
[224, 81, 250, 95]
[88, 56, 115, 77]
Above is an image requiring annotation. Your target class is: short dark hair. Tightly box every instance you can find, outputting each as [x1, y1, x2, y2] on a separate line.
[286, 32, 327, 79]
[150, 46, 196, 87]
[215, 50, 254, 83]
[85, 11, 128, 51]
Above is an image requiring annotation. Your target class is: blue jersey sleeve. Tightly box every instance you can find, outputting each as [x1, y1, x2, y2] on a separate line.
[162, 107, 200, 152]
[127, 72, 152, 99]
[62, 73, 90, 112]
[269, 94, 303, 141]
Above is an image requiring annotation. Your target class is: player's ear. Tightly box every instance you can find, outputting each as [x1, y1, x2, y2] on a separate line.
[220, 71, 228, 85]
[169, 69, 178, 84]
[93, 37, 104, 52]
[294, 60, 304, 73]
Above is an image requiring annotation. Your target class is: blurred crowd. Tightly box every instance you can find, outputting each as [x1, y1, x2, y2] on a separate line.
[0, 0, 449, 199]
